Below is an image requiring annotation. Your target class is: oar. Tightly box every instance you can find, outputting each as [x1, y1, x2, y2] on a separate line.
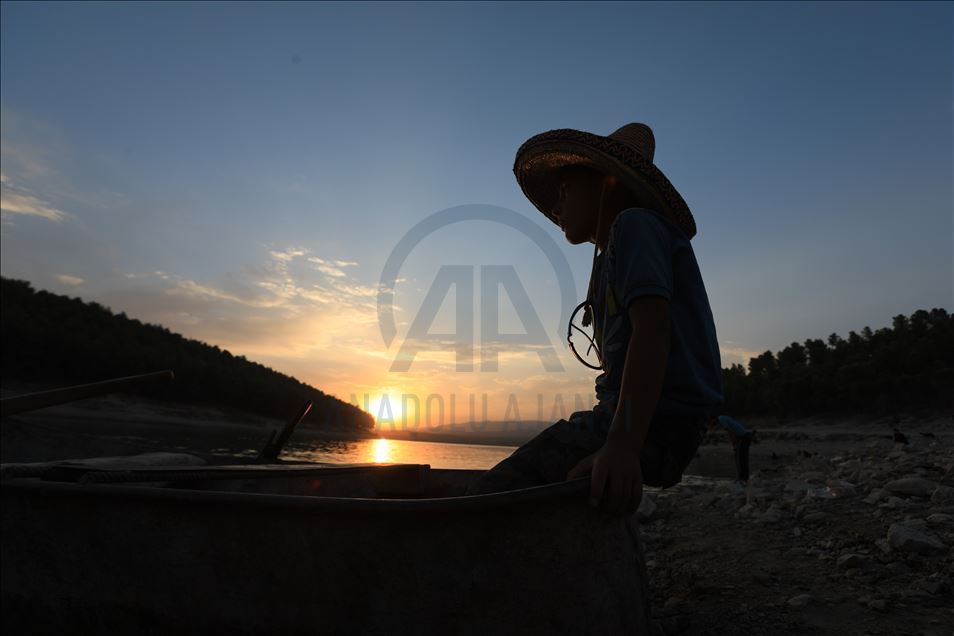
[257, 399, 313, 462]
[0, 370, 175, 418]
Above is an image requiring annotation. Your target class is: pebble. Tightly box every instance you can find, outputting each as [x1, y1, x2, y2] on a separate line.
[638, 494, 658, 523]
[867, 598, 888, 612]
[915, 577, 949, 595]
[752, 572, 773, 586]
[887, 524, 948, 555]
[926, 513, 953, 527]
[879, 496, 915, 510]
[931, 485, 954, 505]
[787, 593, 814, 607]
[736, 503, 756, 519]
[885, 560, 911, 576]
[784, 480, 810, 493]
[836, 553, 869, 569]
[884, 477, 937, 498]
[863, 488, 887, 504]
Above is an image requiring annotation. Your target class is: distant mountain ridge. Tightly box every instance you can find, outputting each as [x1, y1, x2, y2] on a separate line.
[0, 277, 374, 433]
[376, 419, 554, 447]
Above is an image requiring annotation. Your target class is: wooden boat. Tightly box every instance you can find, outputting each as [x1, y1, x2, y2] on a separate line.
[1, 453, 652, 635]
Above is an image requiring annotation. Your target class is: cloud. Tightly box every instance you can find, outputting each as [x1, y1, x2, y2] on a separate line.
[307, 256, 357, 279]
[269, 248, 308, 263]
[52, 274, 84, 286]
[0, 176, 69, 223]
[1, 108, 127, 227]
[113, 247, 379, 355]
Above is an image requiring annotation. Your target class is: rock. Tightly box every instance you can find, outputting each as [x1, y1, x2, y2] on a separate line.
[879, 496, 915, 510]
[803, 511, 829, 523]
[915, 577, 949, 595]
[746, 487, 771, 503]
[885, 560, 911, 576]
[716, 495, 742, 513]
[899, 518, 927, 530]
[826, 479, 856, 496]
[737, 503, 756, 519]
[787, 593, 814, 607]
[875, 538, 892, 555]
[884, 477, 937, 498]
[836, 553, 870, 569]
[926, 513, 954, 527]
[638, 494, 657, 523]
[931, 485, 954, 504]
[662, 597, 684, 612]
[887, 524, 947, 555]
[793, 527, 802, 538]
[867, 598, 888, 612]
[863, 488, 888, 505]
[752, 572, 773, 586]
[784, 480, 810, 494]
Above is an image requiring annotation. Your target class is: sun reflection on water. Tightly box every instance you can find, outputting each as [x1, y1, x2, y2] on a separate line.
[372, 438, 392, 463]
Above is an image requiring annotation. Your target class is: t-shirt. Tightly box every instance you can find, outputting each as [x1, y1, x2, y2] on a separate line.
[590, 207, 724, 417]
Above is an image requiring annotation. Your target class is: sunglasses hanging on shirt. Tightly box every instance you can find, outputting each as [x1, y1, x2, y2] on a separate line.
[568, 299, 602, 370]
[567, 241, 604, 370]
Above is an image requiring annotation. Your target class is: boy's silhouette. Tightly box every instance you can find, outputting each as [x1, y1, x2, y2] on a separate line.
[466, 123, 724, 517]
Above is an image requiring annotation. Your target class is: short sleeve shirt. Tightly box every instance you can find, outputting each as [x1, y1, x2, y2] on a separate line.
[590, 207, 724, 417]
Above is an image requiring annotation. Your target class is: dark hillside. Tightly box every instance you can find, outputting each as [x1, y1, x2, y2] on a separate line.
[0, 277, 374, 432]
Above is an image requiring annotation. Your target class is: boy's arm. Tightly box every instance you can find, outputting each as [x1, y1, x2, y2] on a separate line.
[567, 295, 670, 516]
[607, 295, 671, 449]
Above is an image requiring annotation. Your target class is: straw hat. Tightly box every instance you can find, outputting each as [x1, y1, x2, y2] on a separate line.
[513, 123, 697, 239]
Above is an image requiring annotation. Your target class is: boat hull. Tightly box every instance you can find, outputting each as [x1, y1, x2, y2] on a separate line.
[2, 462, 651, 635]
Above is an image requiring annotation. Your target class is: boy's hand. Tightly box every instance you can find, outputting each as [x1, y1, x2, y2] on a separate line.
[566, 435, 643, 516]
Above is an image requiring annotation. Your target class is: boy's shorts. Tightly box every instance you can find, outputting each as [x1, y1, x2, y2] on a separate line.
[465, 403, 706, 496]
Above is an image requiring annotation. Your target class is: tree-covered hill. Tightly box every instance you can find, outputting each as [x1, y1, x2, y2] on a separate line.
[721, 308, 954, 418]
[0, 277, 374, 432]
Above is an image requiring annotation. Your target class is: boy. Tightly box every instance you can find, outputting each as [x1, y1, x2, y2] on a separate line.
[465, 123, 724, 517]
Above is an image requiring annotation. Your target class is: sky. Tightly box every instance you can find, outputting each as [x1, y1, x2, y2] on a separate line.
[1, 1, 952, 429]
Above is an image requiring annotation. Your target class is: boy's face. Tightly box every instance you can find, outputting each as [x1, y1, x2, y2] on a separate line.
[551, 168, 604, 245]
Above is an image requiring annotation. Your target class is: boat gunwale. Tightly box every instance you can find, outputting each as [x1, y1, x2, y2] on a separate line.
[0, 474, 592, 513]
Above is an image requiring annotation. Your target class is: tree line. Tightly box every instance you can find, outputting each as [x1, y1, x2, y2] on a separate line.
[720, 307, 954, 418]
[0, 278, 374, 432]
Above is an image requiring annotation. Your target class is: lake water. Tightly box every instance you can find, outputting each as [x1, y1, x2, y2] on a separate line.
[280, 437, 518, 470]
[274, 436, 740, 478]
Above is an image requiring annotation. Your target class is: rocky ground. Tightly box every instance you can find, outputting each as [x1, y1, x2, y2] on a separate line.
[639, 421, 954, 635]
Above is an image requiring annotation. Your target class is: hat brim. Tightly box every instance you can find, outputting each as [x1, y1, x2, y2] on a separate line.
[513, 129, 697, 239]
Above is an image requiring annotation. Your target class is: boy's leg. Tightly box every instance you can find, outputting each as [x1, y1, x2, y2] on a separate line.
[464, 408, 611, 495]
[464, 407, 707, 495]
